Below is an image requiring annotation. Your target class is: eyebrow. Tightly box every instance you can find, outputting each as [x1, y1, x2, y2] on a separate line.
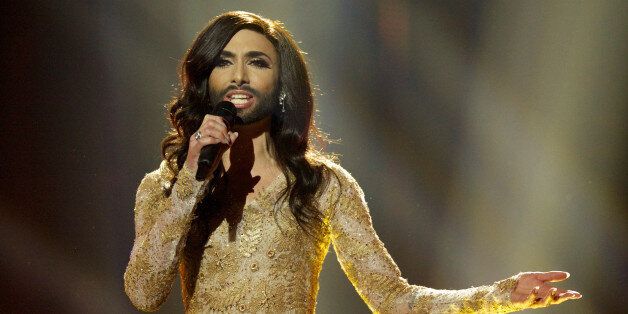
[220, 50, 273, 61]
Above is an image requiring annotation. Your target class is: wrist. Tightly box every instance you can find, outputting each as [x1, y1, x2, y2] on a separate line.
[183, 158, 197, 173]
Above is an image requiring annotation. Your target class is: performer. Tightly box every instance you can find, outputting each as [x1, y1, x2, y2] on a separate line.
[124, 11, 581, 313]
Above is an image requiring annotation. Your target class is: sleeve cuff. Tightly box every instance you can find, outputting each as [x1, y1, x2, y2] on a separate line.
[494, 274, 519, 296]
[173, 165, 206, 200]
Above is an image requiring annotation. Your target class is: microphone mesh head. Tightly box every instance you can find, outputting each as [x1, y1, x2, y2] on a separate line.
[212, 101, 237, 126]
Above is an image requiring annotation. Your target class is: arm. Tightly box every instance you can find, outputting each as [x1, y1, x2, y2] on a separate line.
[123, 112, 238, 311]
[123, 161, 206, 312]
[328, 171, 579, 313]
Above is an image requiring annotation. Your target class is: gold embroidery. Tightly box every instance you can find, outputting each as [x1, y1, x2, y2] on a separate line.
[174, 165, 198, 200]
[237, 218, 262, 257]
[496, 274, 519, 293]
[125, 157, 527, 313]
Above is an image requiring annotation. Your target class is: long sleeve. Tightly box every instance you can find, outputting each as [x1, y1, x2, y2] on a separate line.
[328, 169, 521, 313]
[123, 161, 207, 312]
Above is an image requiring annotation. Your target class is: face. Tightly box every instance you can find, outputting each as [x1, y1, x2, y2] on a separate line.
[208, 29, 279, 124]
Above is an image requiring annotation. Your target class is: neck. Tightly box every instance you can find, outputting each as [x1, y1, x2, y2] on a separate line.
[221, 116, 277, 174]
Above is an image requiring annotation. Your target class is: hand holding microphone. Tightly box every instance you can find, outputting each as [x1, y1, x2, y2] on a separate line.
[183, 101, 239, 180]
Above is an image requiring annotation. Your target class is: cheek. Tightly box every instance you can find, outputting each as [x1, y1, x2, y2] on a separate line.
[207, 74, 221, 91]
[253, 72, 278, 93]
[208, 69, 231, 89]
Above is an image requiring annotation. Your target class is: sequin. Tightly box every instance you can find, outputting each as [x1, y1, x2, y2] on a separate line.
[124, 158, 522, 313]
[174, 165, 199, 200]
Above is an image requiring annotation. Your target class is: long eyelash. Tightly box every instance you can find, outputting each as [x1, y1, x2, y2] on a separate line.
[250, 59, 270, 68]
[215, 58, 231, 67]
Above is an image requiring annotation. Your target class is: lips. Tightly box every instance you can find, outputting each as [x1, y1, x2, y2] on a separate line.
[224, 90, 255, 109]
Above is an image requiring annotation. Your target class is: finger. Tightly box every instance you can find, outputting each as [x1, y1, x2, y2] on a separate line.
[190, 130, 222, 145]
[203, 120, 230, 142]
[568, 290, 582, 299]
[199, 121, 229, 143]
[202, 129, 230, 144]
[549, 288, 583, 306]
[536, 271, 569, 283]
[205, 114, 228, 128]
[557, 290, 582, 301]
[199, 118, 227, 136]
[200, 114, 226, 131]
[192, 136, 223, 149]
[228, 131, 239, 145]
[535, 284, 553, 300]
[202, 126, 230, 144]
[537, 293, 554, 308]
[525, 286, 540, 305]
[190, 130, 203, 142]
[552, 287, 567, 300]
[202, 114, 211, 124]
[202, 119, 228, 133]
[542, 287, 558, 306]
[553, 293, 573, 305]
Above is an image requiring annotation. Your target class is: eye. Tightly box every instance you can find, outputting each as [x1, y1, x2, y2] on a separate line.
[215, 58, 232, 68]
[249, 58, 270, 68]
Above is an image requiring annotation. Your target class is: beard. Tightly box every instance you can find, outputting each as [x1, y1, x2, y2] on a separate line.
[209, 85, 278, 125]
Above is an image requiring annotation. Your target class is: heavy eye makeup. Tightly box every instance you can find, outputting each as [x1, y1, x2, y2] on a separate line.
[249, 58, 270, 68]
[214, 57, 270, 69]
[214, 49, 274, 69]
[214, 58, 232, 67]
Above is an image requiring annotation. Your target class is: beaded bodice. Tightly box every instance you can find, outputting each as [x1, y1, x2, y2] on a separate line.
[124, 157, 520, 313]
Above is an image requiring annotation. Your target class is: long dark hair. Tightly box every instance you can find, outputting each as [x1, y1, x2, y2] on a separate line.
[161, 11, 336, 236]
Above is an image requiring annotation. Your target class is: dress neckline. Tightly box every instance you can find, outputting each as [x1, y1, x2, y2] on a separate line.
[244, 172, 285, 208]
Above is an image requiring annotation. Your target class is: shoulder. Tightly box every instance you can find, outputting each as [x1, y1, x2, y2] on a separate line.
[307, 154, 370, 222]
[138, 159, 177, 193]
[306, 153, 363, 197]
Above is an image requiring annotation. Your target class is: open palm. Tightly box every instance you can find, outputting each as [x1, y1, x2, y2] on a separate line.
[511, 271, 582, 308]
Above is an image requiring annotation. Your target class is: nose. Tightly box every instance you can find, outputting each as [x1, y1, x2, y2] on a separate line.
[231, 60, 249, 86]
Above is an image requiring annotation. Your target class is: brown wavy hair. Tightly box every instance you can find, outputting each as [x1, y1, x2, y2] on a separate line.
[160, 11, 337, 236]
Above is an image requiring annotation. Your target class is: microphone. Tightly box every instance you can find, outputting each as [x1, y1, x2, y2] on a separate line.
[195, 101, 237, 181]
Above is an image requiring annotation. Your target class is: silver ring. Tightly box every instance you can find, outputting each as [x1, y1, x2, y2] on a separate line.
[194, 131, 202, 140]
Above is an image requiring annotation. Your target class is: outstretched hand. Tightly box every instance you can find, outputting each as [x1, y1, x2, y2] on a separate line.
[511, 271, 582, 308]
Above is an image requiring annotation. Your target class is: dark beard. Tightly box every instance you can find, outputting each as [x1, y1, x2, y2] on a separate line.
[209, 85, 278, 125]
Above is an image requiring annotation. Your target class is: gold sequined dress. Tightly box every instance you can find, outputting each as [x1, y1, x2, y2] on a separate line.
[124, 157, 522, 313]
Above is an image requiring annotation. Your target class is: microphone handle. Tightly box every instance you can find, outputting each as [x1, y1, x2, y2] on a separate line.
[194, 101, 237, 181]
[195, 143, 227, 181]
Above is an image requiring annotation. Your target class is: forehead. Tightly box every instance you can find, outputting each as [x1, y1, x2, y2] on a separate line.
[223, 29, 277, 60]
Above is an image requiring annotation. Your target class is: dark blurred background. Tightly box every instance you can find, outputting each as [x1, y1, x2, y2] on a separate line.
[1, 1, 626, 313]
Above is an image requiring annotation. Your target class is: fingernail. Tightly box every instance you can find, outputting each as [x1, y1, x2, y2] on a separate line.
[567, 290, 582, 298]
